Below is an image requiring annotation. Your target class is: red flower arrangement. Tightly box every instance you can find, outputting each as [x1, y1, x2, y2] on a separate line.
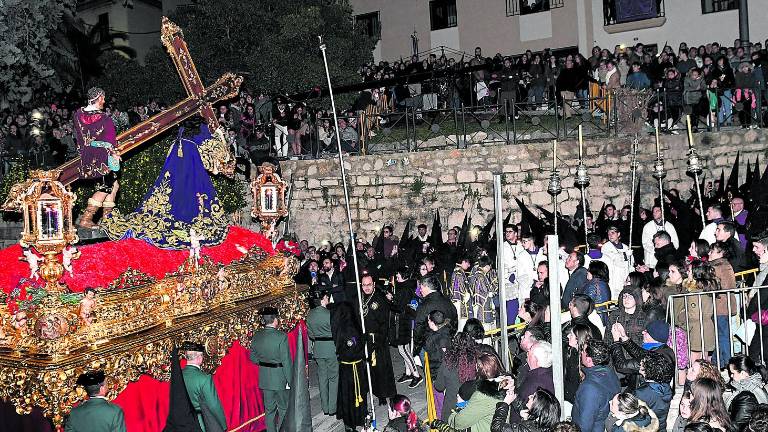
[0, 226, 274, 294]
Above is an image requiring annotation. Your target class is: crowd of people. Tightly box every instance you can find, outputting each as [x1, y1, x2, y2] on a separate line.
[284, 164, 768, 432]
[5, 37, 768, 170]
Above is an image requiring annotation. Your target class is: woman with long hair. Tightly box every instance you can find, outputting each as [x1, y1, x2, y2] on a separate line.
[434, 319, 494, 421]
[671, 259, 716, 363]
[432, 353, 505, 432]
[686, 359, 726, 391]
[564, 323, 593, 403]
[383, 394, 426, 432]
[606, 392, 659, 432]
[724, 355, 768, 432]
[490, 388, 561, 432]
[689, 377, 733, 432]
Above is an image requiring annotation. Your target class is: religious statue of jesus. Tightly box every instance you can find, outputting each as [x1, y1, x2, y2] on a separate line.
[73, 87, 121, 229]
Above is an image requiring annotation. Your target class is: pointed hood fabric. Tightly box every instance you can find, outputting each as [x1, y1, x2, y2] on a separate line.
[727, 151, 740, 195]
[279, 326, 312, 432]
[163, 348, 203, 432]
[515, 198, 546, 246]
[429, 210, 443, 246]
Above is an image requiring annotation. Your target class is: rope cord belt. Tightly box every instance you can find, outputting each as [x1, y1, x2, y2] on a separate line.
[341, 359, 364, 407]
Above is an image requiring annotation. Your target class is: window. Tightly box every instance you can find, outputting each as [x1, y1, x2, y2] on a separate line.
[603, 0, 665, 25]
[506, 0, 564, 17]
[430, 0, 457, 31]
[701, 0, 737, 14]
[354, 11, 381, 39]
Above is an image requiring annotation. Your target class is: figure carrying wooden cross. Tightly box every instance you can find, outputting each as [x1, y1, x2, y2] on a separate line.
[73, 87, 121, 228]
[58, 17, 243, 228]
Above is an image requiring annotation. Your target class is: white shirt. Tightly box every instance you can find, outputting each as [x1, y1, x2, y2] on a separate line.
[601, 241, 634, 300]
[699, 222, 718, 245]
[642, 220, 679, 268]
[501, 241, 528, 300]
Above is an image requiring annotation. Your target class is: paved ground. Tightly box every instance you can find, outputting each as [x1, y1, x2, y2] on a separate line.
[309, 347, 429, 432]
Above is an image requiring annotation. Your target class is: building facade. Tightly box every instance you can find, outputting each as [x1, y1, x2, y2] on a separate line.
[76, 0, 164, 64]
[350, 0, 768, 61]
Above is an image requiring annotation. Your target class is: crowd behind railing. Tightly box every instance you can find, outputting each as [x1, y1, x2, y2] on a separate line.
[3, 37, 768, 172]
[282, 180, 768, 431]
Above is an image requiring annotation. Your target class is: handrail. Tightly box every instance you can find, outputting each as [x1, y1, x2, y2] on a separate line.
[483, 299, 618, 336]
[735, 268, 759, 280]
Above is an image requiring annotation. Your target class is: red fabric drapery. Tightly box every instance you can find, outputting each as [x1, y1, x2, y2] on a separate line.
[112, 320, 307, 432]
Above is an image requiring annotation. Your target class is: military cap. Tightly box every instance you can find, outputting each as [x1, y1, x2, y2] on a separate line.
[258, 306, 279, 316]
[76, 370, 105, 387]
[179, 341, 205, 352]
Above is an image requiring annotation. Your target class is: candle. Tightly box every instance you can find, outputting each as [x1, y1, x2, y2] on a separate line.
[655, 124, 660, 158]
[553, 140, 557, 170]
[578, 125, 583, 160]
[686, 115, 694, 149]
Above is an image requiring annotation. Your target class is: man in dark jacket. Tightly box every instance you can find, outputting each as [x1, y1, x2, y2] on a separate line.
[413, 275, 458, 357]
[317, 258, 346, 302]
[562, 251, 588, 309]
[573, 340, 621, 432]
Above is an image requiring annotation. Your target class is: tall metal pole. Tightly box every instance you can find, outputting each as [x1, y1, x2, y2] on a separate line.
[686, 116, 707, 228]
[628, 137, 639, 251]
[739, 0, 750, 47]
[548, 140, 562, 238]
[494, 174, 510, 370]
[576, 126, 590, 251]
[653, 125, 666, 224]
[547, 234, 565, 417]
[319, 36, 376, 427]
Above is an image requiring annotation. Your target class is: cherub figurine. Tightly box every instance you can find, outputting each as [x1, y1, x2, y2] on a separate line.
[216, 267, 227, 292]
[62, 245, 80, 277]
[20, 247, 42, 280]
[189, 228, 205, 269]
[79, 287, 97, 325]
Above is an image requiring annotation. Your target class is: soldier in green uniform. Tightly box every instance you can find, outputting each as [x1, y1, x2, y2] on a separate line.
[306, 290, 338, 416]
[181, 341, 227, 432]
[249, 306, 293, 432]
[65, 370, 126, 432]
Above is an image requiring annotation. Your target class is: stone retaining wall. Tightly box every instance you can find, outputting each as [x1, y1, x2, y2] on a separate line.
[281, 130, 768, 245]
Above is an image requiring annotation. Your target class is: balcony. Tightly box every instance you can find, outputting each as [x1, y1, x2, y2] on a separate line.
[505, 0, 564, 17]
[603, 0, 666, 33]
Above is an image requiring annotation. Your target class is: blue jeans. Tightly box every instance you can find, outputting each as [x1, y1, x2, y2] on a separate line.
[714, 315, 732, 368]
[719, 90, 733, 126]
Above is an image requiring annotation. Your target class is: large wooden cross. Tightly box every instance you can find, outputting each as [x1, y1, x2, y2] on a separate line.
[57, 17, 243, 186]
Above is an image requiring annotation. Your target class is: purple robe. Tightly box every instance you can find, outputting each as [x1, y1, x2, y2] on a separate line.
[73, 108, 117, 179]
[734, 210, 749, 249]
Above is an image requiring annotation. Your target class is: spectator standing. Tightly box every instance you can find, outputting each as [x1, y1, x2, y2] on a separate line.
[572, 339, 620, 432]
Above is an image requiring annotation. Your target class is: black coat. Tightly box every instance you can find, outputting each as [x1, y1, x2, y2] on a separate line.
[654, 243, 679, 273]
[746, 286, 768, 362]
[728, 387, 766, 432]
[388, 279, 417, 347]
[563, 316, 602, 402]
[318, 270, 345, 302]
[413, 291, 458, 354]
[610, 339, 675, 391]
[491, 402, 548, 432]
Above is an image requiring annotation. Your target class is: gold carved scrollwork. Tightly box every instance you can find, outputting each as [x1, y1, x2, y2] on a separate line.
[0, 253, 304, 428]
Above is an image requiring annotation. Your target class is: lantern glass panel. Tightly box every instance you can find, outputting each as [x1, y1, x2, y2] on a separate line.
[37, 199, 63, 241]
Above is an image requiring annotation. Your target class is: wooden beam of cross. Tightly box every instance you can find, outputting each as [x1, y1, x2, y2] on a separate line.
[57, 17, 243, 186]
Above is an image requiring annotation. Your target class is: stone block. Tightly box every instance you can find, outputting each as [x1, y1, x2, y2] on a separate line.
[357, 176, 371, 186]
[457, 170, 476, 183]
[307, 179, 321, 189]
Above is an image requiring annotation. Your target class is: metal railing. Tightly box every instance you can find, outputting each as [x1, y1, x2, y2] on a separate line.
[506, 0, 565, 17]
[668, 283, 768, 368]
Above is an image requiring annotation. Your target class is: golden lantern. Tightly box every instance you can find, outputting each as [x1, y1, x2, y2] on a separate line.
[18, 170, 79, 293]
